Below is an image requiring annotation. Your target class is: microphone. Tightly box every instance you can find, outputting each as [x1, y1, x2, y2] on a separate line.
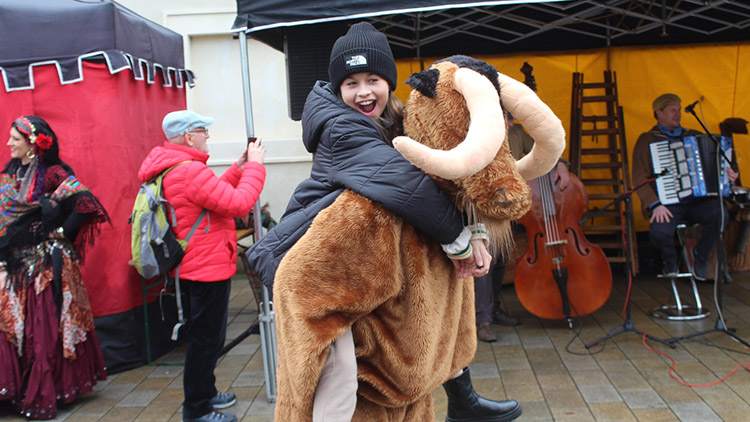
[684, 100, 699, 114]
[648, 168, 670, 179]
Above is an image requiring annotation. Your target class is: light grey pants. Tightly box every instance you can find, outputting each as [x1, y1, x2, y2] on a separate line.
[313, 327, 358, 422]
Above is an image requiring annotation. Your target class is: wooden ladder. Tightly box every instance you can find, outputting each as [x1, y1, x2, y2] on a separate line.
[569, 71, 639, 275]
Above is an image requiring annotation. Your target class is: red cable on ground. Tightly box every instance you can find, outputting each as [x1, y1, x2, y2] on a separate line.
[642, 332, 750, 387]
[627, 176, 750, 386]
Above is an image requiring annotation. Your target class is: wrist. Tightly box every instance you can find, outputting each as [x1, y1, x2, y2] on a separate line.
[447, 243, 473, 260]
[442, 226, 472, 258]
[468, 223, 489, 248]
[469, 223, 489, 241]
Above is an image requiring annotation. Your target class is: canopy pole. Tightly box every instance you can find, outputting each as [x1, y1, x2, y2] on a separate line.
[237, 30, 278, 403]
[416, 13, 424, 71]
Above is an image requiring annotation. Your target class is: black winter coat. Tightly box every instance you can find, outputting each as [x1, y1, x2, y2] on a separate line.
[247, 81, 464, 290]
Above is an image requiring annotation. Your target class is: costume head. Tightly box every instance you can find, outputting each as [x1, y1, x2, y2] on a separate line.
[328, 22, 397, 92]
[162, 110, 214, 139]
[394, 55, 565, 254]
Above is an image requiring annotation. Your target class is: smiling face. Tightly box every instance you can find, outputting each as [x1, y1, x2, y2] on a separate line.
[339, 73, 390, 119]
[8, 127, 32, 164]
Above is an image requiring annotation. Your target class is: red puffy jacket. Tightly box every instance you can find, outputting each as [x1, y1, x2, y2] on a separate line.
[138, 142, 266, 282]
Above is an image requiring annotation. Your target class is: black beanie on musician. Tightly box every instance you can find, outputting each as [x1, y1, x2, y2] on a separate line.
[328, 22, 397, 92]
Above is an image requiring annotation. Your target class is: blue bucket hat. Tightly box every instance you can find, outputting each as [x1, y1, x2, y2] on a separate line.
[162, 110, 214, 139]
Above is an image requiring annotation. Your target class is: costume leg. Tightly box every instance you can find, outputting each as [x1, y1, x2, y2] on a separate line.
[313, 327, 358, 422]
[182, 279, 231, 419]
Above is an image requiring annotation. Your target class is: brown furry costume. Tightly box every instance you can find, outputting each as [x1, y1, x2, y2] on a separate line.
[273, 56, 565, 421]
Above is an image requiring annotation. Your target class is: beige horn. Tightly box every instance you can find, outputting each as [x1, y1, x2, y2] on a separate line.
[496, 72, 566, 180]
[393, 67, 505, 180]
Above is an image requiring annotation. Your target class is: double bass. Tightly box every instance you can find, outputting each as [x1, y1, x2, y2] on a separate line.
[514, 171, 612, 321]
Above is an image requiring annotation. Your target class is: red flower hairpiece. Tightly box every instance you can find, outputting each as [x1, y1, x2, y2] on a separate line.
[34, 133, 53, 151]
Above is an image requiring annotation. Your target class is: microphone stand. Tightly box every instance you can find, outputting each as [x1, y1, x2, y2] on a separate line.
[667, 109, 750, 348]
[584, 177, 675, 349]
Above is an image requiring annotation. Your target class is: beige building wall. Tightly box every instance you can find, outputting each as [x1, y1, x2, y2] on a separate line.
[117, 0, 311, 219]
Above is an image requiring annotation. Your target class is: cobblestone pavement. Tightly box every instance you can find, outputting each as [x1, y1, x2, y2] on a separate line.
[13, 269, 750, 421]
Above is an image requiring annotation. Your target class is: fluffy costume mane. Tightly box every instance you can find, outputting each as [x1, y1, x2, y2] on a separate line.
[273, 56, 565, 421]
[395, 56, 565, 256]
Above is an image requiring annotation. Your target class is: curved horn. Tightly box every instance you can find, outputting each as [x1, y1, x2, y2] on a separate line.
[393, 67, 505, 180]
[496, 72, 565, 180]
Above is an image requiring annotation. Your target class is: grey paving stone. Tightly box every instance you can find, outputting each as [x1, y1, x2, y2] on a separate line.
[117, 389, 160, 407]
[578, 384, 622, 403]
[226, 342, 260, 356]
[670, 401, 722, 422]
[148, 365, 184, 378]
[97, 383, 137, 399]
[620, 389, 668, 409]
[468, 363, 501, 379]
[232, 371, 266, 387]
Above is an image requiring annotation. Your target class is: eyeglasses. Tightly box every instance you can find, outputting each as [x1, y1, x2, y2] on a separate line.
[190, 128, 209, 134]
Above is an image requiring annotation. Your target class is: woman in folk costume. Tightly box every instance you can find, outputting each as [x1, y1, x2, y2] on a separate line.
[0, 116, 109, 419]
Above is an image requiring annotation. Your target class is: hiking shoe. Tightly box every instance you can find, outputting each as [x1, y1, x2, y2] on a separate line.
[209, 392, 237, 409]
[183, 410, 237, 422]
[692, 250, 707, 281]
[492, 308, 521, 326]
[477, 322, 497, 343]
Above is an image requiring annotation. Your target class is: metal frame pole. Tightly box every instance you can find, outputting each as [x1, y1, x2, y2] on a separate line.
[236, 29, 277, 402]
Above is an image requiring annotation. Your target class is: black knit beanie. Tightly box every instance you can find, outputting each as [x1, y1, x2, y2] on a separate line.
[328, 22, 397, 93]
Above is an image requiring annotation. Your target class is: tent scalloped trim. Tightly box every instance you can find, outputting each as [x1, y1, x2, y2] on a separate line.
[0, 50, 195, 93]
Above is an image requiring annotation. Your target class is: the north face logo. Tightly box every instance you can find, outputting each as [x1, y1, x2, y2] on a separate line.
[346, 55, 368, 68]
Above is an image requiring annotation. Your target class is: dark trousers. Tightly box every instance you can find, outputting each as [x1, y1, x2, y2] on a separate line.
[181, 278, 231, 419]
[474, 258, 507, 324]
[649, 198, 727, 268]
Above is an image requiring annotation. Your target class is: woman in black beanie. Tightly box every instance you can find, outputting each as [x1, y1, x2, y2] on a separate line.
[248, 21, 521, 422]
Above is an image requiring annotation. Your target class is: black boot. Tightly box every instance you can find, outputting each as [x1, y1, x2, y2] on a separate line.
[442, 368, 522, 422]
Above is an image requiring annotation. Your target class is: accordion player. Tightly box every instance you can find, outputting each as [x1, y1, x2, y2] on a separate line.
[649, 134, 733, 205]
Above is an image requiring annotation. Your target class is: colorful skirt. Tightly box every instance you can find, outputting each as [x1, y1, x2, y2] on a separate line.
[0, 241, 107, 420]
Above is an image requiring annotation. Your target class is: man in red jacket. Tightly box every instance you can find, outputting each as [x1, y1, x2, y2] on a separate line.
[138, 110, 266, 422]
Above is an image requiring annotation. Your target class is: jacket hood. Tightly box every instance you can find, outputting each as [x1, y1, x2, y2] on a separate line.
[138, 142, 209, 182]
[302, 81, 381, 154]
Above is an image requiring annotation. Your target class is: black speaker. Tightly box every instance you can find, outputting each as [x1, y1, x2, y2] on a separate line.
[284, 21, 349, 121]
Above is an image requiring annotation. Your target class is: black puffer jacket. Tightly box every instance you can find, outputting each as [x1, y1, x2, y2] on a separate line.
[247, 81, 464, 290]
